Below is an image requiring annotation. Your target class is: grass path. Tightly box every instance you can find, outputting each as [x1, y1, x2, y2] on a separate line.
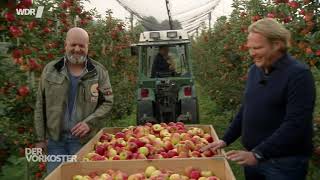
[197, 83, 245, 180]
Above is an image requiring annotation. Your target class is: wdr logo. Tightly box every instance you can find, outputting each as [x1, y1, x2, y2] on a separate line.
[16, 6, 44, 18]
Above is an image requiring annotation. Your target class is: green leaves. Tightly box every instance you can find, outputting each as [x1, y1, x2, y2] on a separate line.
[0, 156, 28, 180]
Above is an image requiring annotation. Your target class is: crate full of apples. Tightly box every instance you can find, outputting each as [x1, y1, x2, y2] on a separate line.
[45, 158, 235, 180]
[71, 165, 220, 180]
[76, 122, 221, 161]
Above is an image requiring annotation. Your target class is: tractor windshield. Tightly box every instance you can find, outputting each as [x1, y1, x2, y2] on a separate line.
[140, 44, 191, 78]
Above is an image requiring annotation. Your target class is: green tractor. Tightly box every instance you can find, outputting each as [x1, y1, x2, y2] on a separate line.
[132, 30, 199, 125]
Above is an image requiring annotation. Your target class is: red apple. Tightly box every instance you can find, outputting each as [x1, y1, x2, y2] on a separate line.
[190, 170, 201, 179]
[91, 154, 106, 161]
[18, 86, 30, 97]
[202, 150, 214, 157]
[88, 171, 99, 178]
[134, 126, 148, 138]
[136, 153, 147, 159]
[167, 150, 178, 158]
[115, 138, 127, 148]
[176, 122, 184, 127]
[115, 132, 125, 139]
[191, 136, 201, 144]
[5, 12, 15, 22]
[145, 144, 156, 155]
[190, 150, 201, 157]
[135, 138, 146, 147]
[112, 155, 120, 160]
[164, 141, 174, 151]
[127, 142, 138, 152]
[160, 152, 169, 158]
[168, 122, 176, 126]
[168, 126, 178, 133]
[100, 133, 112, 141]
[288, 1, 299, 9]
[203, 133, 214, 143]
[95, 144, 106, 156]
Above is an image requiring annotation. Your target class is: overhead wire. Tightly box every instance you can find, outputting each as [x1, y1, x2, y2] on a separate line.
[115, 0, 223, 34]
[175, 0, 221, 22]
[172, 0, 213, 16]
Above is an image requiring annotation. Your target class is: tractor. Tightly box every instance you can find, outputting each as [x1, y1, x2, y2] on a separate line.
[131, 30, 199, 125]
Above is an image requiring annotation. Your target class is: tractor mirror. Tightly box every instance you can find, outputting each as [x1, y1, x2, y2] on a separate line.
[131, 45, 138, 56]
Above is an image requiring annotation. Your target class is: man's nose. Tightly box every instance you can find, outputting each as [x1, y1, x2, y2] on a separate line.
[249, 49, 256, 57]
[74, 45, 81, 52]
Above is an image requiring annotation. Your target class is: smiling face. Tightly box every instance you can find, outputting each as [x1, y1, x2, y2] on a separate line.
[65, 28, 89, 64]
[247, 32, 281, 69]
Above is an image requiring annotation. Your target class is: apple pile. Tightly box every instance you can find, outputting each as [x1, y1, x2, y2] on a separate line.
[72, 165, 220, 180]
[83, 122, 216, 161]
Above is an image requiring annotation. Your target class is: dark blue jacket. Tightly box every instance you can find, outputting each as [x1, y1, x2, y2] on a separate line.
[151, 53, 171, 78]
[222, 54, 315, 160]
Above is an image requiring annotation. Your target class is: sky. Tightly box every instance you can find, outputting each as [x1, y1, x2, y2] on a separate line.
[83, 0, 234, 32]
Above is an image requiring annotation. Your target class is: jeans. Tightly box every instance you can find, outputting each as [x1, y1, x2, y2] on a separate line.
[244, 156, 309, 180]
[46, 134, 82, 174]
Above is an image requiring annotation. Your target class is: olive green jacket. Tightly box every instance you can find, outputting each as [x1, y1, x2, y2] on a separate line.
[34, 57, 113, 142]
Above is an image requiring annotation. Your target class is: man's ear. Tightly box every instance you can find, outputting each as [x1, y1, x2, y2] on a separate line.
[272, 41, 282, 52]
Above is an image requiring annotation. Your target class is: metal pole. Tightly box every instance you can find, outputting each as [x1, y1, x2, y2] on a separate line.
[196, 27, 199, 37]
[208, 12, 211, 31]
[130, 13, 133, 31]
[165, 0, 173, 30]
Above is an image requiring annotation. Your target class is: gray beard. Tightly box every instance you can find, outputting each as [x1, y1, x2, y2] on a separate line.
[66, 53, 86, 64]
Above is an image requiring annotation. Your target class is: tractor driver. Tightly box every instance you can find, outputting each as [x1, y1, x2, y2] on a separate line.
[151, 46, 175, 78]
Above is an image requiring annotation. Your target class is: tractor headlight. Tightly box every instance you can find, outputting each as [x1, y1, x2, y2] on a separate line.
[167, 31, 177, 38]
[150, 32, 160, 39]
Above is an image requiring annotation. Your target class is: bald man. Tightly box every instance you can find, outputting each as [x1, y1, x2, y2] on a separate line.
[34, 27, 113, 173]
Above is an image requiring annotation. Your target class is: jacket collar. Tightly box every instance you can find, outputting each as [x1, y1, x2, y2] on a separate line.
[270, 53, 291, 70]
[259, 53, 291, 75]
[54, 56, 95, 72]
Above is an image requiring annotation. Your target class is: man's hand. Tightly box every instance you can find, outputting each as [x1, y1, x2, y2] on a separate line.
[71, 122, 90, 138]
[200, 139, 226, 153]
[35, 140, 47, 152]
[167, 56, 175, 70]
[226, 150, 258, 166]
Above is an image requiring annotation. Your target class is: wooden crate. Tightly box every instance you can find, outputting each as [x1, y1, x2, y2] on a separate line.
[76, 124, 222, 161]
[45, 157, 236, 180]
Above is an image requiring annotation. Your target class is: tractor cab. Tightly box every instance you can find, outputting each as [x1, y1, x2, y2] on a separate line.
[132, 30, 199, 125]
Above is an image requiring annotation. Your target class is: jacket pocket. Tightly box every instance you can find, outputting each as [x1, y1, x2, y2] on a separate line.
[45, 74, 66, 105]
[82, 79, 99, 103]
